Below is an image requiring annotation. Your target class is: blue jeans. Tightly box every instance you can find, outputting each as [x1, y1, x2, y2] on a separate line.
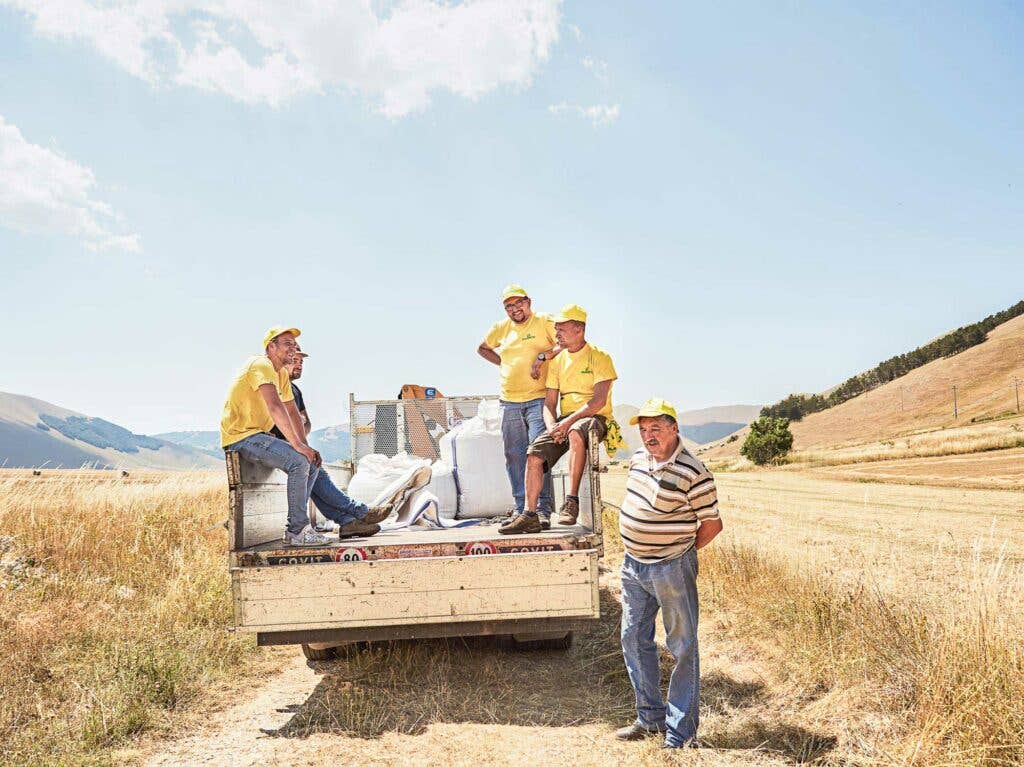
[228, 433, 318, 535]
[311, 470, 369, 526]
[620, 548, 700, 746]
[500, 398, 552, 516]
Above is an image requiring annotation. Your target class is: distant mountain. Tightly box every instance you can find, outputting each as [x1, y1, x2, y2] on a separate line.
[153, 430, 222, 458]
[675, 404, 762, 426]
[309, 425, 351, 462]
[682, 421, 747, 444]
[157, 424, 352, 463]
[0, 392, 221, 470]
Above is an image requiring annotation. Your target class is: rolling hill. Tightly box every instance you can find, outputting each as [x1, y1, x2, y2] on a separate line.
[157, 425, 352, 462]
[0, 392, 221, 470]
[705, 312, 1024, 459]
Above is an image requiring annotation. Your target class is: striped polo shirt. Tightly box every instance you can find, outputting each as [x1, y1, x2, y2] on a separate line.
[618, 439, 720, 564]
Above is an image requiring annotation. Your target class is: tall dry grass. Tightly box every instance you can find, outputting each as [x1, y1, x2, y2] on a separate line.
[0, 471, 254, 767]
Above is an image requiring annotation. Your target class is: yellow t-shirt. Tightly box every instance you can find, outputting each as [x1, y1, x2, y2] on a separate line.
[220, 356, 294, 447]
[483, 312, 557, 403]
[546, 343, 617, 420]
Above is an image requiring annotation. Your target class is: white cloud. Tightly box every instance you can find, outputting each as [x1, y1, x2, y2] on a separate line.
[581, 56, 608, 82]
[568, 23, 582, 41]
[548, 102, 619, 127]
[0, 116, 141, 252]
[5, 0, 563, 116]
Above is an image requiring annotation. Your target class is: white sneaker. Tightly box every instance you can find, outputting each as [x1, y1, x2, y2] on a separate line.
[313, 520, 336, 533]
[285, 525, 332, 547]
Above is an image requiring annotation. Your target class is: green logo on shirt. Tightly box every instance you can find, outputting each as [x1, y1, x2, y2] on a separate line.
[523, 333, 536, 340]
[581, 365, 593, 374]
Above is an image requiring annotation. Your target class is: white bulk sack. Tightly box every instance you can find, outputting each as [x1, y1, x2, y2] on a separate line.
[348, 453, 431, 507]
[439, 400, 510, 519]
[425, 460, 458, 521]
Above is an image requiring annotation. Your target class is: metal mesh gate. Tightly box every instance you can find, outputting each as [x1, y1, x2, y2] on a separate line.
[349, 394, 497, 463]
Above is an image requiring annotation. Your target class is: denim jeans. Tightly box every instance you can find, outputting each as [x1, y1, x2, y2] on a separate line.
[620, 547, 700, 746]
[228, 432, 318, 535]
[311, 469, 369, 526]
[500, 398, 552, 516]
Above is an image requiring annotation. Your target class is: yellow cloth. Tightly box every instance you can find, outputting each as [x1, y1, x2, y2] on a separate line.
[220, 355, 294, 447]
[546, 342, 616, 420]
[603, 418, 628, 458]
[484, 312, 557, 403]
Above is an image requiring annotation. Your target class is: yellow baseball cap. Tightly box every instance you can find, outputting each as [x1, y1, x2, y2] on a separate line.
[553, 303, 588, 324]
[502, 284, 529, 302]
[263, 326, 301, 348]
[629, 397, 678, 425]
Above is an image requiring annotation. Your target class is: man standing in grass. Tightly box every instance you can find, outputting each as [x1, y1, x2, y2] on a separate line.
[478, 284, 561, 527]
[615, 398, 723, 749]
[277, 344, 388, 539]
[220, 326, 330, 547]
[501, 303, 615, 535]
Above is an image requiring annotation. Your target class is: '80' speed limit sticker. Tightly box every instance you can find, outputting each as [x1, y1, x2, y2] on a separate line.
[334, 548, 367, 562]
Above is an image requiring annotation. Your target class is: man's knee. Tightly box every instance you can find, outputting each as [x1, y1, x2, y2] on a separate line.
[284, 453, 310, 475]
[568, 429, 585, 448]
[526, 453, 545, 470]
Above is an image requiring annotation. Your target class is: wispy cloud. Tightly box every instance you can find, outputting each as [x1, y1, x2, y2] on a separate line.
[548, 102, 620, 127]
[0, 116, 140, 252]
[581, 56, 608, 82]
[4, 0, 563, 117]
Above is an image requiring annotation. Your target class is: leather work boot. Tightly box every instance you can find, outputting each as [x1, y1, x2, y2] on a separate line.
[337, 519, 381, 539]
[558, 496, 580, 526]
[615, 722, 665, 741]
[538, 513, 551, 531]
[360, 505, 391, 524]
[499, 512, 542, 535]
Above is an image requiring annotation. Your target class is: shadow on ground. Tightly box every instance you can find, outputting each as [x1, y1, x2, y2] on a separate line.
[262, 587, 837, 764]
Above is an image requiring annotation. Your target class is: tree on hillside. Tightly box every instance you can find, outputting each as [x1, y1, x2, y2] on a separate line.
[741, 417, 794, 465]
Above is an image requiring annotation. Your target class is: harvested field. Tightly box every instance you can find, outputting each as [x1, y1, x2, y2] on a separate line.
[806, 447, 1024, 490]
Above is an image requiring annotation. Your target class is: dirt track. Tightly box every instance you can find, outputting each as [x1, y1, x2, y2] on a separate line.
[138, 571, 829, 767]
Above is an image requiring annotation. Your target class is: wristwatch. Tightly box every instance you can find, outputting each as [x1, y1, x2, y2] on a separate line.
[536, 352, 547, 361]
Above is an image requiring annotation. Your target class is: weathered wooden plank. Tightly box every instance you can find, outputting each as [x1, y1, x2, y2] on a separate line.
[239, 584, 597, 628]
[237, 550, 594, 599]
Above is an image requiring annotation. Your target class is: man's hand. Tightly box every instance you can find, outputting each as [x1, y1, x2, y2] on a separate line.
[298, 445, 320, 467]
[530, 358, 545, 380]
[549, 420, 570, 444]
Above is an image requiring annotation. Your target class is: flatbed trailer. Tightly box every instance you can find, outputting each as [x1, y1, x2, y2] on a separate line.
[227, 394, 605, 658]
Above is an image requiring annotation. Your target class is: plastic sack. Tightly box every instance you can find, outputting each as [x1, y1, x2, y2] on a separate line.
[348, 453, 431, 507]
[425, 460, 458, 521]
[439, 400, 510, 519]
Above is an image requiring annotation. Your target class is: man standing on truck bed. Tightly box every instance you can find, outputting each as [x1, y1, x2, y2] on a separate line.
[220, 326, 330, 547]
[277, 345, 387, 538]
[500, 303, 616, 535]
[478, 284, 562, 528]
[615, 398, 723, 749]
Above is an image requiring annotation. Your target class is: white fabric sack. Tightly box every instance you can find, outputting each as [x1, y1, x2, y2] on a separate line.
[348, 453, 432, 525]
[439, 400, 510, 519]
[425, 460, 458, 521]
[382, 488, 484, 531]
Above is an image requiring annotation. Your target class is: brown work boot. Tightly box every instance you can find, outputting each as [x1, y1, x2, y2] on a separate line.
[558, 496, 580, 526]
[615, 722, 665, 741]
[337, 519, 381, 538]
[499, 512, 541, 535]
[360, 505, 391, 524]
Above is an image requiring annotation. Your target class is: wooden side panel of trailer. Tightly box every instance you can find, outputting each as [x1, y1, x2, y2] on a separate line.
[232, 549, 599, 633]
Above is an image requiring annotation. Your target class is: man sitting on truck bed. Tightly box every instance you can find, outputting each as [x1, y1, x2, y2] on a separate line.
[500, 304, 616, 535]
[220, 326, 330, 548]
[276, 345, 387, 539]
[477, 283, 562, 527]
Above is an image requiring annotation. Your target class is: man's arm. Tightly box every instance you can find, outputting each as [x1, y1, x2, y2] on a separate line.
[477, 343, 501, 366]
[542, 388, 560, 433]
[550, 379, 612, 441]
[259, 385, 319, 465]
[529, 344, 565, 380]
[695, 517, 723, 549]
[284, 399, 313, 446]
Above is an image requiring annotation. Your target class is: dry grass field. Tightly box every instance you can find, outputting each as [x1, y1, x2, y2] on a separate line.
[0, 470, 259, 766]
[2, 467, 1022, 766]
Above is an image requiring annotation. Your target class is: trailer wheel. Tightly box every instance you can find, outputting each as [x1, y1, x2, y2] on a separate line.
[510, 631, 573, 651]
[301, 643, 338, 661]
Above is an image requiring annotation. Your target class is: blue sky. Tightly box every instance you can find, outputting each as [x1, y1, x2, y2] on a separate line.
[1, 1, 1022, 434]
